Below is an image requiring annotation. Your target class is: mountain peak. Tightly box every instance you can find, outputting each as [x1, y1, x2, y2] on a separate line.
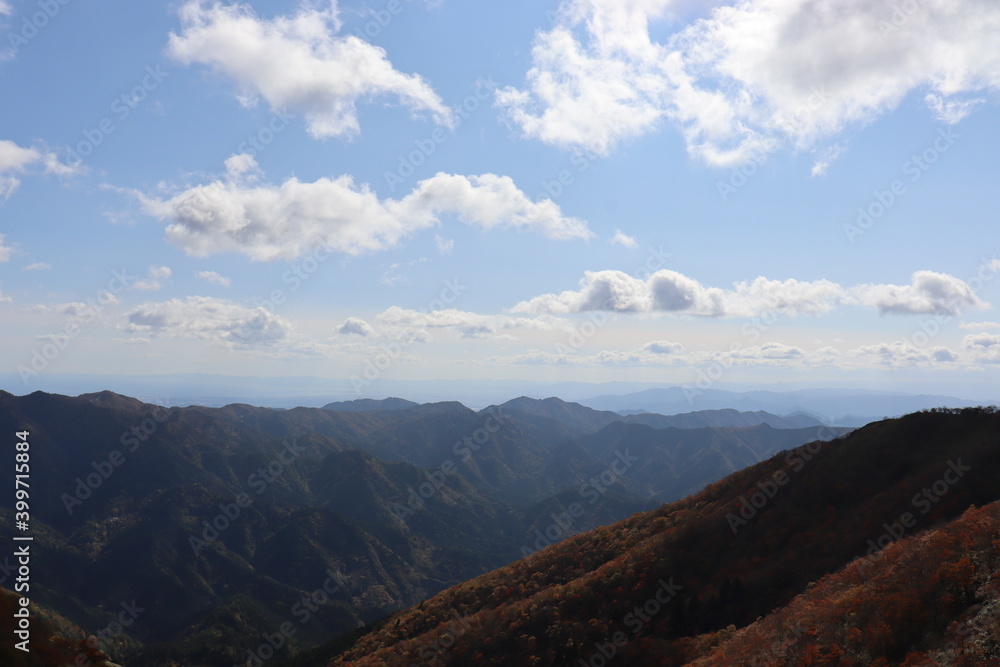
[322, 397, 420, 412]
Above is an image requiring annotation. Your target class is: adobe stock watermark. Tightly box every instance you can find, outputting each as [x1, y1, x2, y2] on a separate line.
[225, 236, 336, 353]
[534, 120, 625, 203]
[726, 429, 836, 535]
[238, 568, 351, 667]
[189, 437, 306, 555]
[18, 267, 137, 384]
[391, 407, 509, 522]
[407, 611, 473, 666]
[844, 126, 958, 243]
[5, 0, 73, 57]
[352, 0, 405, 41]
[66, 64, 169, 167]
[73, 600, 145, 666]
[884, 253, 999, 371]
[578, 577, 682, 667]
[749, 618, 810, 666]
[555, 246, 671, 358]
[235, 108, 293, 159]
[681, 299, 792, 404]
[384, 76, 498, 191]
[716, 86, 830, 202]
[856, 458, 970, 574]
[521, 449, 639, 558]
[61, 399, 172, 515]
[876, 0, 923, 38]
[349, 277, 467, 394]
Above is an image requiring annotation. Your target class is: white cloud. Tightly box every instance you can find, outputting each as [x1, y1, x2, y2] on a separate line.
[499, 0, 1000, 165]
[925, 93, 983, 125]
[115, 337, 152, 346]
[963, 332, 1000, 364]
[727, 276, 847, 316]
[960, 321, 1000, 330]
[132, 265, 173, 291]
[0, 140, 79, 199]
[338, 317, 374, 337]
[0, 234, 12, 262]
[495, 1, 674, 157]
[24, 262, 50, 271]
[196, 270, 231, 287]
[168, 0, 452, 139]
[136, 156, 592, 261]
[0, 288, 10, 303]
[512, 267, 988, 318]
[0, 2, 12, 16]
[963, 333, 1000, 348]
[853, 271, 986, 316]
[434, 234, 454, 254]
[810, 143, 846, 177]
[641, 340, 683, 354]
[497, 337, 811, 368]
[381, 257, 428, 286]
[610, 229, 638, 248]
[511, 269, 846, 317]
[123, 296, 293, 349]
[730, 342, 804, 360]
[376, 306, 562, 340]
[850, 341, 958, 367]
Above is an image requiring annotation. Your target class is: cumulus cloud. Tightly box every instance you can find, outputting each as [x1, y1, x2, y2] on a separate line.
[132, 265, 172, 291]
[730, 342, 805, 360]
[498, 0, 1000, 165]
[24, 262, 50, 271]
[196, 270, 231, 287]
[853, 271, 986, 316]
[641, 340, 683, 354]
[168, 0, 452, 139]
[136, 156, 592, 261]
[511, 269, 846, 317]
[963, 332, 1000, 363]
[123, 296, 292, 349]
[850, 341, 958, 367]
[0, 140, 78, 200]
[338, 317, 374, 337]
[610, 229, 638, 248]
[513, 268, 986, 318]
[375, 306, 562, 340]
[960, 321, 1000, 330]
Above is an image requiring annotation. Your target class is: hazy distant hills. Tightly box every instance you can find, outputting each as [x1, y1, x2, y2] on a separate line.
[0, 389, 851, 666]
[498, 396, 829, 433]
[320, 397, 420, 412]
[580, 387, 984, 425]
[317, 407, 1000, 666]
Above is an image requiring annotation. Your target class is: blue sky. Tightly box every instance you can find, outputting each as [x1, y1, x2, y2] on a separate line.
[1, 0, 999, 400]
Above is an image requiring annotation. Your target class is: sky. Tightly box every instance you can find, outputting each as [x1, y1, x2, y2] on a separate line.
[1, 0, 999, 402]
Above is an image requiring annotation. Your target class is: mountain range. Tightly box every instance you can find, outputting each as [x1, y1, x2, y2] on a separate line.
[305, 406, 1000, 666]
[0, 390, 849, 666]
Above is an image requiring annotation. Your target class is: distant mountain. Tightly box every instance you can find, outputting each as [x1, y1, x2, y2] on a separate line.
[321, 397, 420, 412]
[315, 407, 1000, 666]
[497, 396, 622, 435]
[581, 386, 983, 424]
[498, 396, 829, 433]
[623, 407, 826, 430]
[0, 389, 857, 666]
[574, 421, 851, 502]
